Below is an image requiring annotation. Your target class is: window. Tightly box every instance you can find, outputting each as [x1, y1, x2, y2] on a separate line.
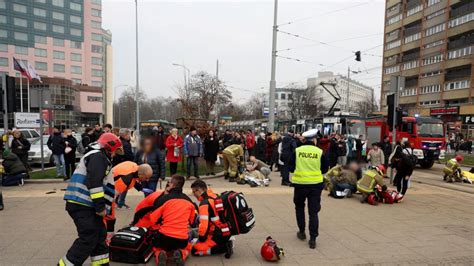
[91, 45, 102, 53]
[0, 0, 5, 9]
[444, 80, 470, 91]
[71, 53, 82, 62]
[406, 5, 422, 17]
[0, 44, 7, 52]
[91, 0, 102, 5]
[92, 69, 103, 77]
[35, 35, 47, 44]
[35, 61, 47, 71]
[91, 33, 102, 41]
[53, 63, 65, 73]
[70, 15, 82, 24]
[426, 9, 445, 20]
[384, 65, 400, 74]
[420, 70, 442, 78]
[70, 41, 82, 49]
[425, 23, 445, 37]
[92, 81, 103, 87]
[70, 28, 82, 37]
[71, 65, 82, 74]
[88, 96, 103, 102]
[385, 39, 401, 50]
[448, 46, 473, 59]
[420, 100, 440, 106]
[92, 57, 102, 65]
[422, 54, 443, 65]
[70, 2, 82, 11]
[0, 15, 5, 23]
[16, 46, 28, 55]
[35, 48, 47, 57]
[72, 79, 82, 85]
[91, 21, 101, 29]
[404, 32, 421, 44]
[52, 0, 64, 7]
[280, 93, 286, 100]
[420, 84, 441, 94]
[52, 25, 65, 34]
[34, 0, 46, 3]
[33, 7, 47, 17]
[13, 3, 27, 13]
[387, 14, 402, 25]
[34, 21, 47, 31]
[53, 51, 65, 60]
[92, 9, 101, 17]
[0, 30, 6, 38]
[427, 0, 441, 7]
[400, 88, 417, 97]
[14, 18, 27, 27]
[448, 13, 474, 28]
[424, 40, 443, 49]
[53, 38, 64, 47]
[403, 60, 418, 70]
[0, 57, 8, 67]
[52, 12, 64, 21]
[14, 32, 28, 41]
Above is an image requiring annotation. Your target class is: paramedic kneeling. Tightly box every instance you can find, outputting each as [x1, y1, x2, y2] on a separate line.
[149, 175, 197, 266]
[191, 180, 233, 258]
[288, 129, 329, 249]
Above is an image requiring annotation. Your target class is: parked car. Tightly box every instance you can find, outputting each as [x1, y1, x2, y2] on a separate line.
[0, 128, 40, 143]
[28, 135, 83, 166]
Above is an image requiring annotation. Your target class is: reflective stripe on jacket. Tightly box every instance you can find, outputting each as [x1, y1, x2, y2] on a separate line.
[357, 169, 384, 194]
[63, 149, 115, 214]
[292, 145, 324, 185]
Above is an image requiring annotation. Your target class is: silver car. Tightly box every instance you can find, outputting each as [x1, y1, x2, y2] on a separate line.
[28, 135, 83, 165]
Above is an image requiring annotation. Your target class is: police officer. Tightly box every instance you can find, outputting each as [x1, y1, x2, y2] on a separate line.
[289, 129, 328, 249]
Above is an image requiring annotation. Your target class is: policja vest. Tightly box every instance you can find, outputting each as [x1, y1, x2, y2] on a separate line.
[293, 145, 324, 185]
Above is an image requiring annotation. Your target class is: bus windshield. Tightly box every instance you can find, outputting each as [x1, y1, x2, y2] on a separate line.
[417, 123, 444, 138]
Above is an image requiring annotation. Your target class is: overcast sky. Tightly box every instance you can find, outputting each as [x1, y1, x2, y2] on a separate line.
[102, 0, 385, 102]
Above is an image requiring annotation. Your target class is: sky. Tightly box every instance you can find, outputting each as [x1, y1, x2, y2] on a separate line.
[102, 0, 385, 102]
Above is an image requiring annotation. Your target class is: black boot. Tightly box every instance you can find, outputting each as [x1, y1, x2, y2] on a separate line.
[297, 231, 306, 241]
[308, 239, 316, 249]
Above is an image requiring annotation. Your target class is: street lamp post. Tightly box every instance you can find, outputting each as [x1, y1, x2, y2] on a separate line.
[268, 0, 278, 132]
[172, 63, 191, 90]
[114, 84, 129, 127]
[135, 0, 140, 134]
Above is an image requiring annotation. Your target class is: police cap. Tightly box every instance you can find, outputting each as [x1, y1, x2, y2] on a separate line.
[302, 129, 319, 139]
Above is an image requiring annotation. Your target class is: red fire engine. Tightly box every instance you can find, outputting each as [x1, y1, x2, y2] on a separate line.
[365, 116, 445, 169]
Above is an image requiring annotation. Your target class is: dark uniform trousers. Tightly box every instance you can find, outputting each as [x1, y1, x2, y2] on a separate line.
[65, 203, 108, 265]
[293, 184, 323, 241]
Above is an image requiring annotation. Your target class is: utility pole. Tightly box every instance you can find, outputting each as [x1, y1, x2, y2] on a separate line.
[268, 0, 278, 132]
[347, 66, 350, 111]
[2, 74, 7, 133]
[135, 0, 140, 135]
[215, 59, 219, 127]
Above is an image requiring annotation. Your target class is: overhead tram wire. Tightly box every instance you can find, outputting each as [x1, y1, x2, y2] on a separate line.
[278, 1, 370, 27]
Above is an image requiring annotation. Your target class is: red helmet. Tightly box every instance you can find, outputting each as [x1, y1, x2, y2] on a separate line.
[261, 237, 284, 262]
[375, 165, 386, 176]
[97, 133, 122, 154]
[367, 194, 378, 205]
[455, 155, 464, 162]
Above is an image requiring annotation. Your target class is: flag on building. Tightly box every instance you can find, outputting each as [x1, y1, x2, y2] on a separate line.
[27, 63, 42, 83]
[13, 57, 31, 79]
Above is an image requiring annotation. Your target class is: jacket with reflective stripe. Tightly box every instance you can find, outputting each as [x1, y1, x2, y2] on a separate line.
[64, 149, 115, 213]
[293, 145, 324, 185]
[113, 161, 139, 194]
[357, 169, 384, 194]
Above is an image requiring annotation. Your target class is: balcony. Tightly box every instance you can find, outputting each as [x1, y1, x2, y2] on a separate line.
[448, 20, 474, 38]
[442, 88, 470, 100]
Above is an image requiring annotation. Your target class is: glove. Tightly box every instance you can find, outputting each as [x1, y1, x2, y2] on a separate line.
[142, 188, 153, 196]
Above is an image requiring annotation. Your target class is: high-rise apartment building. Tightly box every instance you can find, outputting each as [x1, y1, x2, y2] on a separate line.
[0, 0, 112, 127]
[381, 0, 473, 131]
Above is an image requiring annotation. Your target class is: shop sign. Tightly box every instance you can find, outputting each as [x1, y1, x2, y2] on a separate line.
[462, 116, 474, 124]
[430, 107, 459, 116]
[14, 112, 40, 128]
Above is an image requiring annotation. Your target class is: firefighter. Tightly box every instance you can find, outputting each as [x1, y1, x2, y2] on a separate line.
[443, 155, 463, 183]
[148, 175, 197, 266]
[357, 165, 387, 203]
[104, 161, 153, 237]
[190, 180, 233, 258]
[326, 162, 359, 198]
[222, 143, 245, 182]
[59, 133, 122, 266]
[288, 129, 329, 249]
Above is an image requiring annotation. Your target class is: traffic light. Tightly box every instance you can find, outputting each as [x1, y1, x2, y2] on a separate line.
[355, 51, 361, 62]
[396, 107, 403, 126]
[6, 75, 16, 113]
[387, 94, 395, 131]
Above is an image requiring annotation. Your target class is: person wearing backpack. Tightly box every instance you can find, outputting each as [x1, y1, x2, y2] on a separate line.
[190, 180, 234, 258]
[288, 129, 329, 249]
[391, 141, 415, 202]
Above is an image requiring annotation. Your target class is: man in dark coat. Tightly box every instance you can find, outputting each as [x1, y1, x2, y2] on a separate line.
[380, 136, 392, 167]
[114, 128, 135, 209]
[280, 130, 297, 186]
[11, 130, 31, 172]
[2, 149, 27, 186]
[47, 126, 66, 177]
[254, 132, 267, 162]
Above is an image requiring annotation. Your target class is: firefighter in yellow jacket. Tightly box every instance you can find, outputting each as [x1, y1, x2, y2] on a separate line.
[357, 165, 387, 203]
[222, 144, 245, 182]
[443, 155, 463, 182]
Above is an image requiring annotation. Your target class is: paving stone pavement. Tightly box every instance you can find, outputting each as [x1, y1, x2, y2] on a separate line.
[1, 171, 473, 266]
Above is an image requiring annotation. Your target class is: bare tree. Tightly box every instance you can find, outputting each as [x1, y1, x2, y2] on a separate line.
[286, 86, 325, 119]
[354, 95, 379, 118]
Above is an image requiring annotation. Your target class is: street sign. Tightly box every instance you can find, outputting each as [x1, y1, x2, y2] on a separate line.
[14, 112, 40, 128]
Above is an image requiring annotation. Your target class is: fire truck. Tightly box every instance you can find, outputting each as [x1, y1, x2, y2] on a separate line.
[365, 116, 445, 169]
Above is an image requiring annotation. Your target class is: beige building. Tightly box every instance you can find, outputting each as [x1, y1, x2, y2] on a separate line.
[381, 0, 473, 132]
